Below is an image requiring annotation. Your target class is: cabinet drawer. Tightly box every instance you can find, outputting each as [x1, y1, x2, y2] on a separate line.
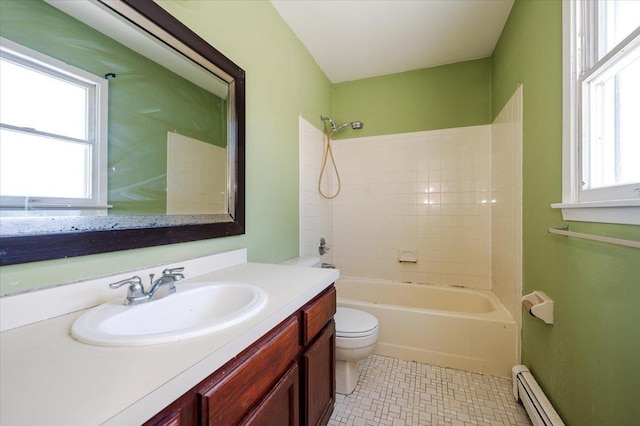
[302, 286, 336, 345]
[198, 316, 300, 426]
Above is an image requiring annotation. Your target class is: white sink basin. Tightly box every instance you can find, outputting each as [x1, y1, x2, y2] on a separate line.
[71, 282, 268, 347]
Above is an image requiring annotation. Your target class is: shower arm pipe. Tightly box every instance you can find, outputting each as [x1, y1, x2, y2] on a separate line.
[320, 115, 364, 133]
[332, 122, 352, 132]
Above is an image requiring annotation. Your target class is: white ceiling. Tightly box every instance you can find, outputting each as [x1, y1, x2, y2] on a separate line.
[271, 0, 514, 83]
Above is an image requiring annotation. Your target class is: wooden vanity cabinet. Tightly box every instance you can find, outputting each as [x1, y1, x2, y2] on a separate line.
[144, 285, 336, 426]
[301, 287, 336, 426]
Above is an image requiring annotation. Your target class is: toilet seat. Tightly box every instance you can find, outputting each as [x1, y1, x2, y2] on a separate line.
[335, 307, 378, 338]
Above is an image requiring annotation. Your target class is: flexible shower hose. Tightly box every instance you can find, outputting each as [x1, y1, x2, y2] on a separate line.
[318, 130, 341, 199]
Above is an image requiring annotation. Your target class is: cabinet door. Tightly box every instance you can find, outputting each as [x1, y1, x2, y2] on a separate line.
[240, 363, 299, 426]
[198, 316, 300, 426]
[302, 320, 335, 426]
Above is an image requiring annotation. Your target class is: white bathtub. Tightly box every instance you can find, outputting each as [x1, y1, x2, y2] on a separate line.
[335, 278, 518, 377]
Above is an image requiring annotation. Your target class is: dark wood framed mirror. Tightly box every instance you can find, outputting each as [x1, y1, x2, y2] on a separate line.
[0, 0, 245, 265]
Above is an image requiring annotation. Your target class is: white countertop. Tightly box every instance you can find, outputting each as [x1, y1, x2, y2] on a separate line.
[0, 260, 338, 425]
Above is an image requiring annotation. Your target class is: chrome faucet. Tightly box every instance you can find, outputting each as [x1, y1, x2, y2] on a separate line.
[109, 267, 185, 305]
[148, 267, 185, 301]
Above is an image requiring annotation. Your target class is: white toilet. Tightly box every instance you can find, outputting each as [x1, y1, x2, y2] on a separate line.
[334, 306, 378, 394]
[279, 256, 379, 395]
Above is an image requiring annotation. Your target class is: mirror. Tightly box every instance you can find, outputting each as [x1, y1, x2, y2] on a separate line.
[0, 0, 245, 265]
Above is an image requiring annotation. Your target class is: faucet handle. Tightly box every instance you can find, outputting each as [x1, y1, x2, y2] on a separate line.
[109, 276, 146, 300]
[109, 275, 142, 289]
[318, 238, 331, 256]
[162, 267, 185, 280]
[162, 267, 184, 275]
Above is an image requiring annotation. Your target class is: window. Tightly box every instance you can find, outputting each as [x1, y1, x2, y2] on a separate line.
[0, 37, 108, 213]
[557, 0, 640, 225]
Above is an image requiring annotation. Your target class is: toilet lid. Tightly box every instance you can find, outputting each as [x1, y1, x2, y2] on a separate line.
[335, 307, 378, 338]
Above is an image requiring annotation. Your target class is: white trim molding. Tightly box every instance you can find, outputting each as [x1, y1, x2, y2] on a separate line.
[552, 201, 640, 225]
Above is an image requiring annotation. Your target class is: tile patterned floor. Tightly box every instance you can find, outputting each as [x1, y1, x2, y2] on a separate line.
[329, 355, 531, 426]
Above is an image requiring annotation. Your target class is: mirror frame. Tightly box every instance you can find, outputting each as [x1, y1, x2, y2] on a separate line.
[0, 0, 245, 266]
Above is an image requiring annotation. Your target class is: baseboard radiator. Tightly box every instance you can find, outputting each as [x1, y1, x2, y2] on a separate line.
[512, 366, 565, 426]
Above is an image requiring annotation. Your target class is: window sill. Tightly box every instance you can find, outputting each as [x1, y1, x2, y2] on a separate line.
[0, 204, 111, 218]
[551, 200, 640, 225]
[0, 204, 112, 209]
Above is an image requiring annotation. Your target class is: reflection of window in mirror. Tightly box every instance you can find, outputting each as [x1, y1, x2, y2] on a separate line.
[0, 38, 108, 215]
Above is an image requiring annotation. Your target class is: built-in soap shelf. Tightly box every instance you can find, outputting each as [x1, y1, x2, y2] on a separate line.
[522, 291, 554, 324]
[398, 248, 417, 263]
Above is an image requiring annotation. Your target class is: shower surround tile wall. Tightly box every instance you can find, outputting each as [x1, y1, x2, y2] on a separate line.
[167, 132, 226, 215]
[331, 126, 492, 289]
[299, 117, 334, 264]
[491, 86, 523, 333]
[300, 88, 522, 296]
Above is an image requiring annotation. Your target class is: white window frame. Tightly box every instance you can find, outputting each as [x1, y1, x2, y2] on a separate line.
[0, 37, 109, 214]
[555, 1, 640, 225]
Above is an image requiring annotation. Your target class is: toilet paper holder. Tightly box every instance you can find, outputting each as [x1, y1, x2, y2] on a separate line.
[522, 291, 554, 324]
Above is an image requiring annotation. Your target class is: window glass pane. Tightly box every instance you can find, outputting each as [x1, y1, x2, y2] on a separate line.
[600, 0, 640, 59]
[618, 55, 640, 185]
[585, 49, 640, 189]
[0, 128, 90, 199]
[0, 58, 88, 140]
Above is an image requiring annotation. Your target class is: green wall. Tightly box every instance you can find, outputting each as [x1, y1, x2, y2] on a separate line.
[0, 0, 226, 215]
[330, 58, 491, 138]
[492, 1, 640, 424]
[0, 0, 331, 294]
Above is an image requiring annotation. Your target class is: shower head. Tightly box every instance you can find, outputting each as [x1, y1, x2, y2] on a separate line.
[320, 115, 364, 133]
